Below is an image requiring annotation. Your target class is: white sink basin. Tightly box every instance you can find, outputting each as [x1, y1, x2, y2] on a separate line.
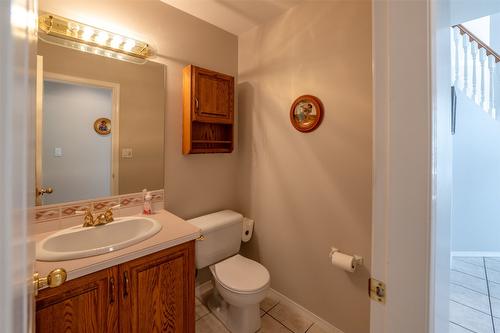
[36, 216, 162, 261]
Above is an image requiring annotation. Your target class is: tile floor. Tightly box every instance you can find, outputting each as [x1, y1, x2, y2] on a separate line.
[195, 293, 328, 333]
[450, 256, 500, 333]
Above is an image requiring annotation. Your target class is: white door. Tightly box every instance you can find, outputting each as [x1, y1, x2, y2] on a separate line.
[41, 80, 113, 204]
[370, 0, 452, 332]
[0, 0, 37, 332]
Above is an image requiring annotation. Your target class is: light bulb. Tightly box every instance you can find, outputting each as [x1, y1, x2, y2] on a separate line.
[110, 35, 123, 49]
[81, 26, 94, 41]
[123, 39, 136, 52]
[95, 31, 108, 45]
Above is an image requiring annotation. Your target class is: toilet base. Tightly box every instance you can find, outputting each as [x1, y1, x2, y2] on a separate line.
[207, 289, 261, 333]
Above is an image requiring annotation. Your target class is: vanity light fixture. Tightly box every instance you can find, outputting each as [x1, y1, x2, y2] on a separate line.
[38, 13, 154, 64]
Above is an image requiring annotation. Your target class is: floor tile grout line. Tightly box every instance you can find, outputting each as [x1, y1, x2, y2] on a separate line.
[262, 301, 280, 315]
[450, 320, 481, 333]
[485, 266, 500, 276]
[304, 322, 315, 333]
[450, 281, 490, 298]
[483, 257, 496, 333]
[455, 258, 487, 268]
[454, 259, 500, 282]
[266, 311, 298, 333]
[450, 299, 494, 317]
[452, 268, 487, 281]
[199, 297, 312, 333]
[265, 301, 317, 333]
[196, 311, 211, 322]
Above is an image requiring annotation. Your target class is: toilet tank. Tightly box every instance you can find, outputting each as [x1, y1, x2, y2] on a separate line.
[188, 210, 243, 269]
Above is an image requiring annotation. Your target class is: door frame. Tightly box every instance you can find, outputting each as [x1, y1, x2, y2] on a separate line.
[35, 55, 43, 206]
[41, 71, 121, 197]
[370, 0, 452, 332]
[0, 0, 37, 331]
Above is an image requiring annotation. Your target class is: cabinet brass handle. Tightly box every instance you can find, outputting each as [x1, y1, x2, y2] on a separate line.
[109, 277, 115, 304]
[123, 271, 129, 298]
[195, 97, 199, 109]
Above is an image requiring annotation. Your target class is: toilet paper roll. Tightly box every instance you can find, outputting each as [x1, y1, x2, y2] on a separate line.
[242, 218, 254, 242]
[330, 251, 357, 273]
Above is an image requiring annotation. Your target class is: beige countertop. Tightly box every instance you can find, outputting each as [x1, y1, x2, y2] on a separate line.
[34, 209, 200, 281]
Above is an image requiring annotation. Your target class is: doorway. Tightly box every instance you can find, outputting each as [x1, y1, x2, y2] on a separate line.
[448, 13, 500, 332]
[35, 69, 120, 205]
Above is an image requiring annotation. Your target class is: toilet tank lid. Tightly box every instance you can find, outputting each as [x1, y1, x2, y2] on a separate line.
[187, 210, 243, 233]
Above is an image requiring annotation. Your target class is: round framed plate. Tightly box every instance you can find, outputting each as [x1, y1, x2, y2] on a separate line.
[94, 117, 111, 135]
[289, 95, 324, 132]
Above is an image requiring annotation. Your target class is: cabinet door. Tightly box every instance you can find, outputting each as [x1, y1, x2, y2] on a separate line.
[193, 66, 234, 123]
[36, 267, 119, 333]
[120, 241, 195, 333]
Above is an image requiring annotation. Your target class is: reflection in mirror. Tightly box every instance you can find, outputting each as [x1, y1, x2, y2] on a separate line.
[36, 41, 165, 206]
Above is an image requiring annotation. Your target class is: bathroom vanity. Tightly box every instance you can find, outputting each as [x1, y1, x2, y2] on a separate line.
[34, 210, 200, 333]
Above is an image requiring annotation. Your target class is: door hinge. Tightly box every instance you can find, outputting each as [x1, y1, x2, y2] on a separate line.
[369, 277, 386, 304]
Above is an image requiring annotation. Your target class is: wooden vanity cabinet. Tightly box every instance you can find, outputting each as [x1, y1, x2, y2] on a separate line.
[36, 266, 119, 333]
[183, 65, 234, 154]
[120, 241, 195, 333]
[36, 241, 195, 333]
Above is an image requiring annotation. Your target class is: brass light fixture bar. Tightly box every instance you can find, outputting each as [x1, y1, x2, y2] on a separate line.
[38, 13, 154, 64]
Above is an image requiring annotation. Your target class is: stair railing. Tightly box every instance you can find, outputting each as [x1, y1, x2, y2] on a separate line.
[452, 24, 500, 119]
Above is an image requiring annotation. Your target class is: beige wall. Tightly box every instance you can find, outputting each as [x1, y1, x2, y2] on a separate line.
[39, 42, 165, 195]
[39, 0, 239, 218]
[39, 1, 373, 330]
[237, 2, 372, 332]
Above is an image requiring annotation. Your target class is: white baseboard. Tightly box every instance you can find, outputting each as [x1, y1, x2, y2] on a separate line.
[195, 281, 343, 333]
[267, 288, 343, 333]
[452, 251, 500, 257]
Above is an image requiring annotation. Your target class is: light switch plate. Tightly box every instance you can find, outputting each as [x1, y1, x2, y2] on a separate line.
[122, 148, 133, 158]
[54, 147, 63, 157]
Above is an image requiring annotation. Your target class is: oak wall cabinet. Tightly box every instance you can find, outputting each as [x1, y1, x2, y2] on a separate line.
[183, 65, 234, 154]
[36, 241, 195, 333]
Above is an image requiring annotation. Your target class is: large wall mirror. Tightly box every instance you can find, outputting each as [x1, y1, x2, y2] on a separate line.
[36, 41, 165, 206]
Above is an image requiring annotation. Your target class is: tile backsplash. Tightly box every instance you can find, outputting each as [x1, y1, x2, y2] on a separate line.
[35, 189, 164, 224]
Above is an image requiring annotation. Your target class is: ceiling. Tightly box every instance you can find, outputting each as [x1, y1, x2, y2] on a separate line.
[160, 0, 303, 35]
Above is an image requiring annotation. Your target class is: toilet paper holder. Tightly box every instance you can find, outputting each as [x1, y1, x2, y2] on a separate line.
[329, 247, 363, 271]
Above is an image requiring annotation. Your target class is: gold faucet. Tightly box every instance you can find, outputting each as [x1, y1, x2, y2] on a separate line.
[77, 205, 120, 227]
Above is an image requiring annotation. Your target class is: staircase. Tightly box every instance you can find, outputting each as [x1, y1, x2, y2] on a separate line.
[452, 24, 500, 119]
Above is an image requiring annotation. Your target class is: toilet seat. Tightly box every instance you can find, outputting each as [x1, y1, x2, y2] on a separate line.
[213, 255, 270, 294]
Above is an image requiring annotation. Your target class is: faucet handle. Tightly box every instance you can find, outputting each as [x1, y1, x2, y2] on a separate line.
[76, 209, 94, 227]
[104, 204, 121, 223]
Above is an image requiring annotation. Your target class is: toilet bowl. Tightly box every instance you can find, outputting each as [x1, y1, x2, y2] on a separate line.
[188, 210, 270, 333]
[208, 254, 270, 333]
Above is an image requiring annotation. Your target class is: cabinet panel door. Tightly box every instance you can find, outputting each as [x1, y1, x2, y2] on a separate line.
[194, 67, 234, 123]
[120, 241, 195, 333]
[36, 267, 119, 333]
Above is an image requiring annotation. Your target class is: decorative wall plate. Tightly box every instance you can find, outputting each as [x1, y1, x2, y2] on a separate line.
[94, 118, 111, 135]
[290, 95, 324, 132]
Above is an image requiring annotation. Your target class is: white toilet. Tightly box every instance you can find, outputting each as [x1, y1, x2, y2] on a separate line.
[188, 210, 270, 333]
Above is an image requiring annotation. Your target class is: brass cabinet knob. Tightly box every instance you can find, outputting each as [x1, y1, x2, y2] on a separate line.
[33, 268, 67, 296]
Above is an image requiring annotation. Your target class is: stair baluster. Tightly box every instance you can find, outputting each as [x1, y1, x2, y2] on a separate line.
[471, 41, 478, 102]
[453, 27, 461, 87]
[488, 55, 496, 118]
[480, 48, 487, 111]
[463, 33, 469, 93]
